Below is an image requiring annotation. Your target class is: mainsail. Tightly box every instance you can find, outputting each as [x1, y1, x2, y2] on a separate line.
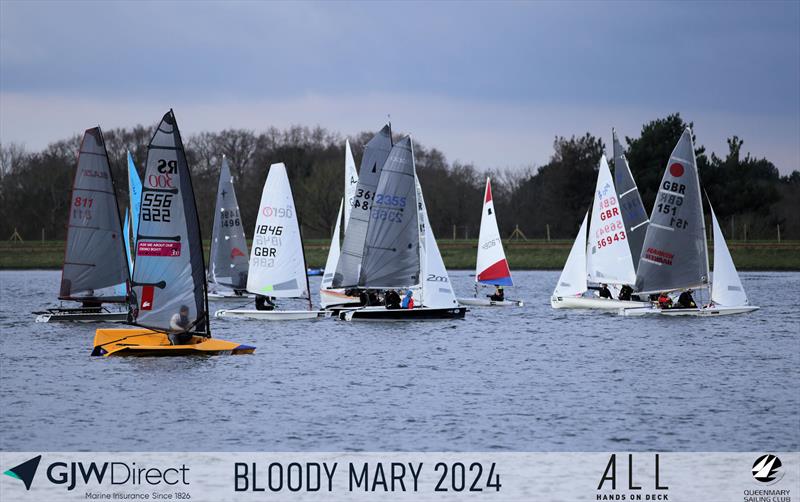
[332, 125, 393, 288]
[59, 127, 129, 303]
[552, 213, 589, 299]
[132, 110, 208, 334]
[586, 155, 636, 285]
[476, 177, 513, 286]
[358, 136, 420, 289]
[208, 156, 249, 290]
[344, 139, 359, 230]
[635, 128, 708, 293]
[246, 163, 309, 299]
[612, 130, 649, 270]
[710, 204, 748, 307]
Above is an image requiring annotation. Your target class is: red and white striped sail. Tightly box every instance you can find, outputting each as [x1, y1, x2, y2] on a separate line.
[476, 178, 513, 286]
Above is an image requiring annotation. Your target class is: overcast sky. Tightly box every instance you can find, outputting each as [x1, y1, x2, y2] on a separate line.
[1, 1, 798, 173]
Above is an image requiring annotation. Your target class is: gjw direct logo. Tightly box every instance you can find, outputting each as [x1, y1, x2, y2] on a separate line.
[3, 455, 41, 490]
[752, 454, 784, 484]
[3, 456, 190, 491]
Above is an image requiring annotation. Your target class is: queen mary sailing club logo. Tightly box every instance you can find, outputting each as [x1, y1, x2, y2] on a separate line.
[4, 455, 42, 490]
[752, 454, 784, 484]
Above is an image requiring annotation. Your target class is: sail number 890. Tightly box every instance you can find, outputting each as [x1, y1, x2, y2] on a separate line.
[141, 192, 173, 222]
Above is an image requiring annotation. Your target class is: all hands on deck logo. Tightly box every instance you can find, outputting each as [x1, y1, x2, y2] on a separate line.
[3, 455, 41, 490]
[752, 454, 784, 484]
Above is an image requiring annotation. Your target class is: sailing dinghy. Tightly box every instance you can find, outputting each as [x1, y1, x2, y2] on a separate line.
[92, 110, 254, 356]
[550, 155, 650, 310]
[320, 139, 362, 309]
[339, 136, 465, 321]
[214, 163, 326, 320]
[621, 128, 759, 317]
[34, 127, 132, 323]
[457, 177, 523, 307]
[207, 156, 252, 300]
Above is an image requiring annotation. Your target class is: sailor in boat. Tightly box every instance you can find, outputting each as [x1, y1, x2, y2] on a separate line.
[657, 292, 673, 309]
[489, 286, 505, 302]
[618, 285, 634, 301]
[168, 305, 195, 345]
[676, 289, 697, 309]
[384, 290, 402, 310]
[401, 290, 415, 309]
[81, 293, 102, 313]
[255, 295, 275, 311]
[598, 284, 612, 299]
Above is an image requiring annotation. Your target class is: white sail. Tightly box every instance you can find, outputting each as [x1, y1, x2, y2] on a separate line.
[344, 139, 359, 231]
[476, 177, 513, 286]
[710, 206, 748, 306]
[586, 155, 636, 286]
[321, 199, 343, 291]
[246, 163, 308, 299]
[553, 213, 589, 299]
[416, 177, 457, 308]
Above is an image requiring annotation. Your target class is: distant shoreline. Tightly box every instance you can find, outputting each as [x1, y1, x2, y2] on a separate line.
[2, 240, 798, 271]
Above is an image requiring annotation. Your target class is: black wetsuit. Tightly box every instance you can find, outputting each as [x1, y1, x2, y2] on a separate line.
[255, 295, 275, 311]
[598, 287, 612, 299]
[676, 292, 696, 309]
[618, 285, 633, 301]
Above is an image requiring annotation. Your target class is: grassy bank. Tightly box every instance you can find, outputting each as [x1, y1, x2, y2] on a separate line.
[1, 239, 798, 271]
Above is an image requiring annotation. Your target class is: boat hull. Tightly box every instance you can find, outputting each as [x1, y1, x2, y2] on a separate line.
[619, 305, 761, 317]
[320, 289, 360, 309]
[208, 291, 254, 300]
[457, 297, 523, 307]
[34, 308, 129, 323]
[551, 296, 651, 310]
[214, 309, 327, 320]
[91, 328, 255, 357]
[339, 306, 467, 322]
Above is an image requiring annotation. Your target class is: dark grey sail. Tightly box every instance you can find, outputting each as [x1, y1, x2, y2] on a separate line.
[613, 130, 649, 270]
[59, 127, 129, 303]
[208, 156, 249, 290]
[132, 110, 209, 334]
[635, 128, 708, 294]
[358, 136, 420, 288]
[332, 125, 393, 288]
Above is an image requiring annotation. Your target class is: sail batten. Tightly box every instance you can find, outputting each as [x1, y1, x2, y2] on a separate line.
[208, 157, 249, 291]
[59, 127, 129, 304]
[333, 125, 393, 288]
[634, 128, 708, 294]
[132, 110, 208, 334]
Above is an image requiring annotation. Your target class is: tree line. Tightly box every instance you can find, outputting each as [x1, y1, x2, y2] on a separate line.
[1, 113, 798, 243]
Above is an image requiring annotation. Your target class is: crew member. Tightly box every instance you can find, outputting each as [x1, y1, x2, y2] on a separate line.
[255, 295, 275, 311]
[676, 289, 697, 309]
[657, 292, 673, 309]
[168, 305, 194, 345]
[489, 286, 505, 302]
[384, 290, 402, 309]
[618, 285, 633, 301]
[401, 290, 414, 309]
[598, 284, 612, 299]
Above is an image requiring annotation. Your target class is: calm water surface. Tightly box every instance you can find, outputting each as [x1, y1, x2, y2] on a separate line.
[0, 270, 797, 451]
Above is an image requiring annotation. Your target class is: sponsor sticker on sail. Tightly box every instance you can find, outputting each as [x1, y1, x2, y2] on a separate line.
[140, 285, 155, 311]
[137, 241, 181, 257]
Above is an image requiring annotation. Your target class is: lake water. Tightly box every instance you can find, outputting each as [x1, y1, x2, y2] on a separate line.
[0, 270, 797, 452]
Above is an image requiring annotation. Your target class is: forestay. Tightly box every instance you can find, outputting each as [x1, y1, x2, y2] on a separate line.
[358, 136, 420, 289]
[476, 177, 513, 286]
[333, 125, 392, 288]
[552, 213, 588, 298]
[60, 127, 129, 303]
[587, 155, 636, 286]
[613, 131, 649, 270]
[710, 205, 748, 306]
[416, 178, 457, 308]
[246, 163, 308, 298]
[133, 110, 208, 334]
[635, 128, 708, 294]
[208, 156, 249, 290]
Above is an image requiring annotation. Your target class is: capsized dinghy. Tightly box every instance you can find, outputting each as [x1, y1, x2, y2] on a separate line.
[92, 110, 254, 356]
[207, 156, 253, 300]
[35, 127, 132, 323]
[457, 177, 523, 307]
[214, 162, 325, 320]
[619, 128, 759, 317]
